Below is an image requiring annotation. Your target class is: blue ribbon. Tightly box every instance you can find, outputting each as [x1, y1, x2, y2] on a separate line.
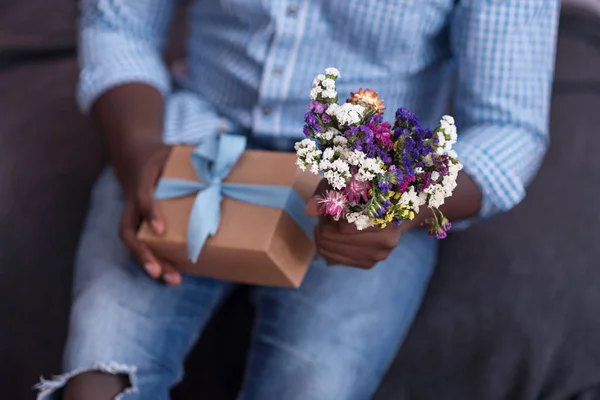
[155, 134, 315, 263]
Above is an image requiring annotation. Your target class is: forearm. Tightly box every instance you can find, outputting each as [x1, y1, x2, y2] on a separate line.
[92, 83, 166, 186]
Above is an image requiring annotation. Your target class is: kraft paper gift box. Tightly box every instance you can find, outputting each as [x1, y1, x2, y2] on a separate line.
[138, 134, 321, 288]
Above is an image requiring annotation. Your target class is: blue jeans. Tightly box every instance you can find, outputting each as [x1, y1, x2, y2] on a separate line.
[37, 169, 438, 400]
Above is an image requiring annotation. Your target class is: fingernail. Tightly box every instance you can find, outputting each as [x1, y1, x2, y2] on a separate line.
[145, 262, 161, 277]
[151, 219, 164, 234]
[164, 272, 181, 285]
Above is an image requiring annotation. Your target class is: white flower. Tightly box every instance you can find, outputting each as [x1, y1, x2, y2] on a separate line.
[324, 170, 347, 190]
[295, 138, 316, 150]
[431, 171, 440, 181]
[325, 67, 340, 78]
[321, 78, 336, 90]
[316, 127, 340, 141]
[441, 175, 458, 196]
[321, 89, 337, 99]
[333, 136, 348, 146]
[428, 187, 446, 208]
[326, 103, 365, 126]
[448, 162, 462, 175]
[399, 187, 421, 212]
[320, 156, 351, 190]
[309, 87, 322, 100]
[346, 212, 372, 230]
[423, 184, 437, 194]
[296, 158, 307, 171]
[447, 127, 458, 143]
[356, 157, 383, 181]
[441, 115, 455, 125]
[437, 131, 446, 146]
[312, 74, 325, 86]
[343, 148, 366, 166]
[295, 139, 322, 173]
[414, 167, 424, 174]
[322, 147, 335, 160]
[447, 149, 458, 160]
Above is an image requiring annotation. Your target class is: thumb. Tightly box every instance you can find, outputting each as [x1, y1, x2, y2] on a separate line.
[305, 178, 329, 217]
[305, 195, 322, 217]
[140, 162, 167, 236]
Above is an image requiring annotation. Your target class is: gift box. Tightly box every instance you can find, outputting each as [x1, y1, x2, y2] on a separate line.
[137, 134, 321, 288]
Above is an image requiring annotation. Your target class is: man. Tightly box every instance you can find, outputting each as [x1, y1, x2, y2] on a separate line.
[37, 0, 560, 399]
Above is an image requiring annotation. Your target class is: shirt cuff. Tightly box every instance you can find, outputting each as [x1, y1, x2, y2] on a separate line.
[76, 55, 172, 115]
[451, 127, 527, 226]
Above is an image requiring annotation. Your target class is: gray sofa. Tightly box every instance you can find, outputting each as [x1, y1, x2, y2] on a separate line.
[2, 3, 600, 399]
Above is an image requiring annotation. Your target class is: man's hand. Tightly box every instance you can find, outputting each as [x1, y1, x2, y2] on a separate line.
[305, 180, 403, 269]
[117, 142, 182, 286]
[93, 83, 182, 286]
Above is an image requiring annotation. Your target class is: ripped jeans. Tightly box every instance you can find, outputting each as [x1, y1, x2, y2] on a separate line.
[36, 169, 438, 400]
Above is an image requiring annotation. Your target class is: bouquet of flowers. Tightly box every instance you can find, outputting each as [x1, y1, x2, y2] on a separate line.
[295, 68, 462, 238]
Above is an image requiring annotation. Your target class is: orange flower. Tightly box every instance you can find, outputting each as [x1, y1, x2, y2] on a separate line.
[347, 88, 386, 114]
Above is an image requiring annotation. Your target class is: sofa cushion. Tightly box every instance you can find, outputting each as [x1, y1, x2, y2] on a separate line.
[0, 2, 77, 49]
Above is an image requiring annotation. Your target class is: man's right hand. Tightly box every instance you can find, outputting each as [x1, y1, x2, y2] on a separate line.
[92, 83, 182, 286]
[117, 142, 182, 286]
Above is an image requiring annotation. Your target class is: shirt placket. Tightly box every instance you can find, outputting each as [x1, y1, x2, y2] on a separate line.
[253, 0, 304, 139]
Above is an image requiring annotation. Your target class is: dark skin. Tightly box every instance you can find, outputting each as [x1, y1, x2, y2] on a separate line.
[65, 82, 482, 399]
[93, 83, 484, 280]
[306, 171, 482, 269]
[92, 83, 181, 286]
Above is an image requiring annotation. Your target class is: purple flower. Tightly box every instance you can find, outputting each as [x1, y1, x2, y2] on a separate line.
[344, 126, 360, 137]
[321, 113, 332, 123]
[304, 112, 319, 126]
[418, 172, 434, 192]
[303, 125, 311, 137]
[378, 180, 392, 193]
[395, 107, 420, 128]
[423, 215, 451, 239]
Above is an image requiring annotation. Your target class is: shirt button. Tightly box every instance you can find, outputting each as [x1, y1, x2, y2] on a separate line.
[287, 5, 297, 16]
[262, 106, 272, 116]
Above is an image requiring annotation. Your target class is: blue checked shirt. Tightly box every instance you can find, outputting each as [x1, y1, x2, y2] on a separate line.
[78, 0, 560, 219]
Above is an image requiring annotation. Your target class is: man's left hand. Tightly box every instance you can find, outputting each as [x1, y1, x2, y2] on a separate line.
[305, 180, 404, 269]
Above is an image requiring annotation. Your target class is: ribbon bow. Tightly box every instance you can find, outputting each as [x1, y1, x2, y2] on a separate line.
[155, 134, 315, 262]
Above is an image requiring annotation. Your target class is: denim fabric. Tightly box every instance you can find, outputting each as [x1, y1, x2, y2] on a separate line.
[37, 168, 438, 400]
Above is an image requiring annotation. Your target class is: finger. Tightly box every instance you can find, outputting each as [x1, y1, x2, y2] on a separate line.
[119, 203, 163, 279]
[137, 169, 166, 236]
[316, 226, 393, 265]
[336, 220, 381, 234]
[318, 220, 382, 247]
[305, 178, 329, 217]
[316, 245, 371, 269]
[315, 228, 369, 266]
[160, 261, 182, 286]
[305, 194, 322, 217]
